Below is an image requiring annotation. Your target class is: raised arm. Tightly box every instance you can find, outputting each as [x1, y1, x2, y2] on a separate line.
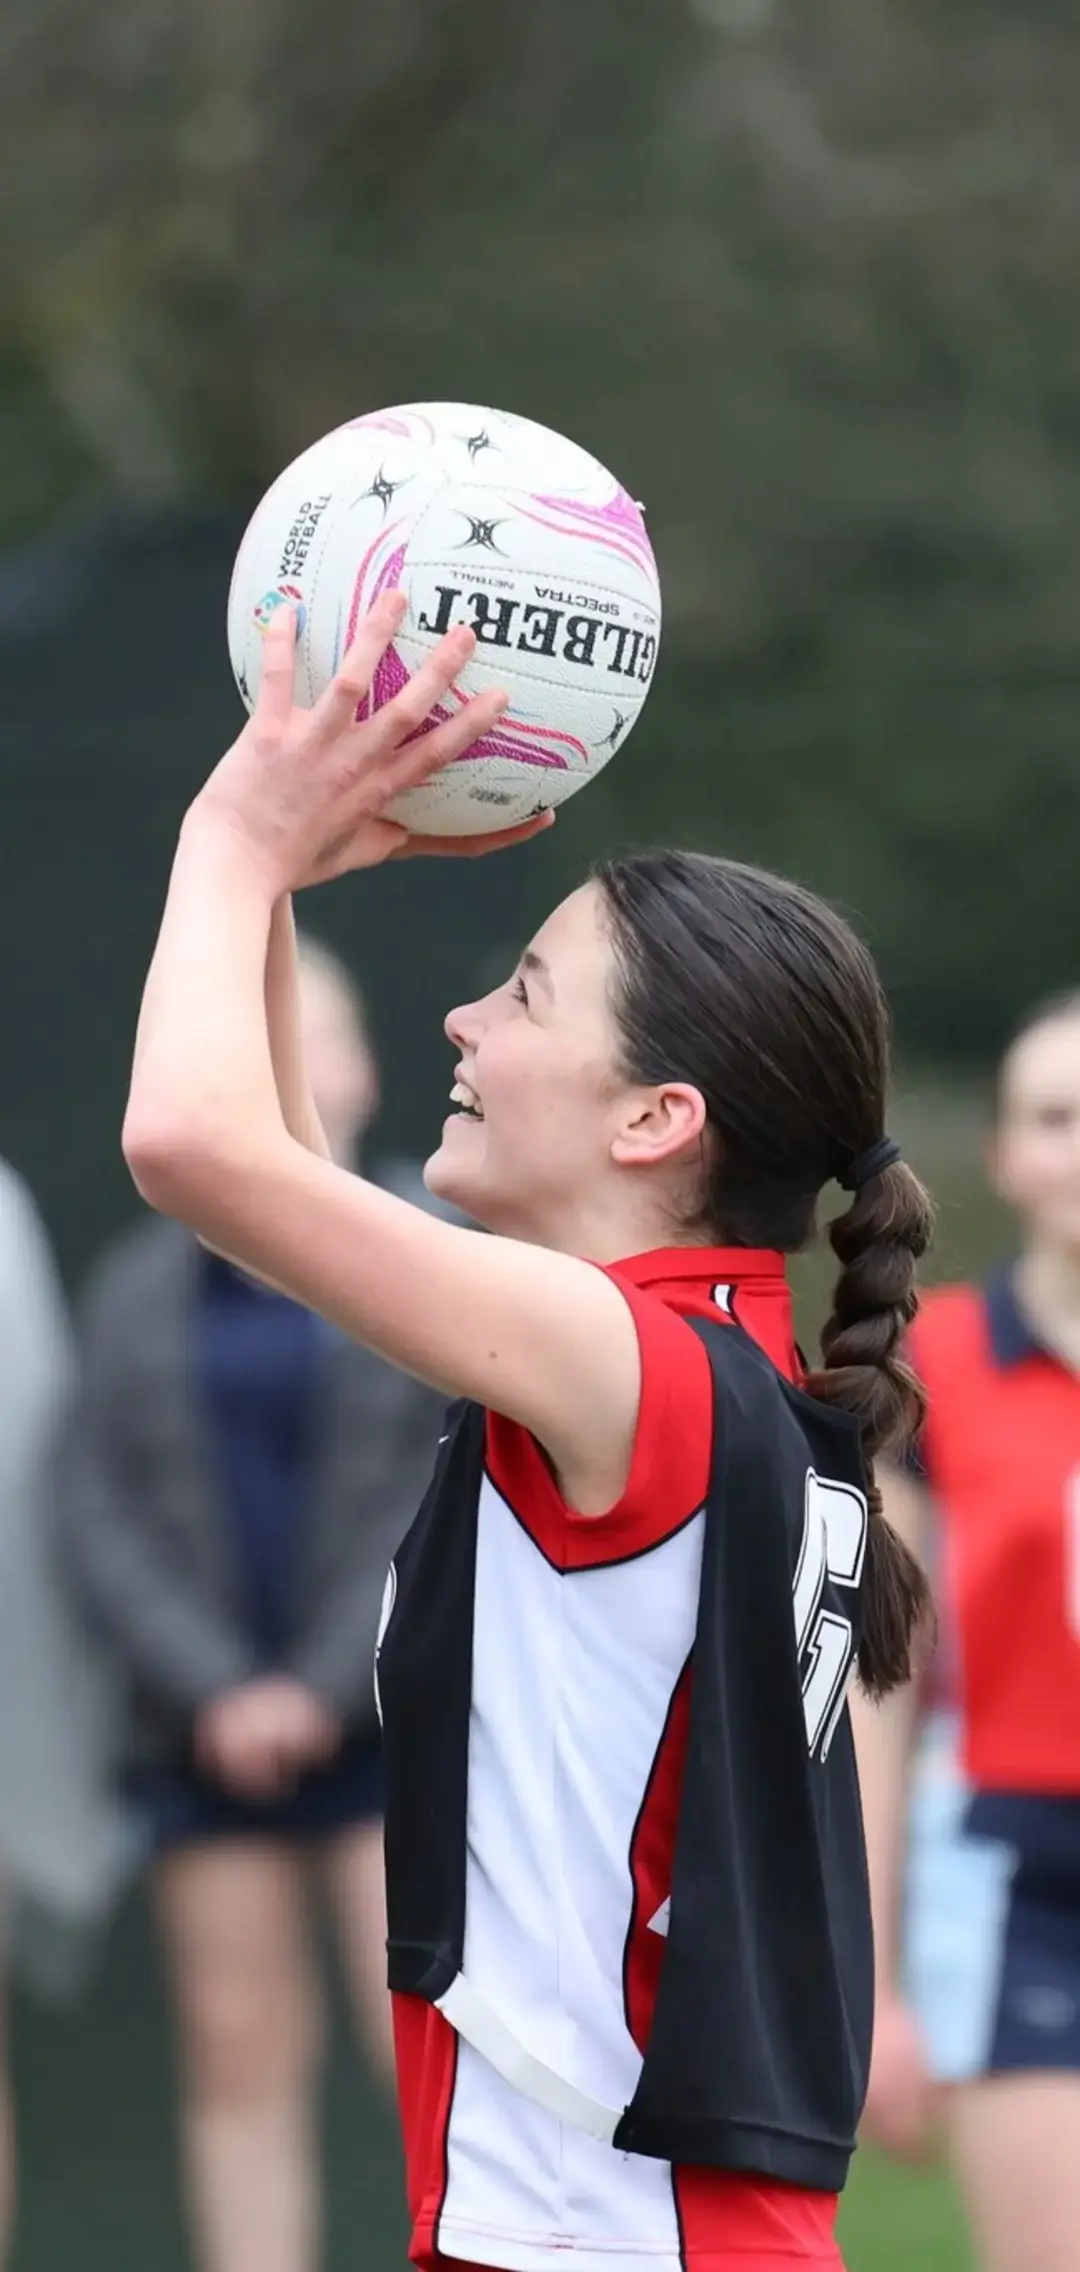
[265, 894, 333, 1161]
[124, 601, 641, 1512]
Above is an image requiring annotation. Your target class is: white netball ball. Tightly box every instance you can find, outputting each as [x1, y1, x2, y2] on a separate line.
[226, 402, 661, 835]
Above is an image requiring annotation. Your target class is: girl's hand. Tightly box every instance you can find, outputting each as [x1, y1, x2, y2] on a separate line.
[195, 1677, 342, 1799]
[861, 1986, 939, 2161]
[196, 591, 553, 893]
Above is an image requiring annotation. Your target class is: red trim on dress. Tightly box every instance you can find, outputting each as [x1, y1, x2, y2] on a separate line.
[624, 1659, 694, 2051]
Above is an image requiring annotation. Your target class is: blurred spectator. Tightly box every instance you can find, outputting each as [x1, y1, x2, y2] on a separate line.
[0, 1160, 133, 2265]
[55, 937, 446, 2272]
[854, 992, 1080, 2272]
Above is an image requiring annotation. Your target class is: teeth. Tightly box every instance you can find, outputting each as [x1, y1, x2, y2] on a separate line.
[450, 1081, 484, 1118]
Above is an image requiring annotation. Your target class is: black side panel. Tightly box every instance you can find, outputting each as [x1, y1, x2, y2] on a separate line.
[379, 1400, 485, 2002]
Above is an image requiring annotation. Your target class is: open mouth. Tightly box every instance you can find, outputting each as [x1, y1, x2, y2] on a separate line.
[449, 1080, 484, 1122]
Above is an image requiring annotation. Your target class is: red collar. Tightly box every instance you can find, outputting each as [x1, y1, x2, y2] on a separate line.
[611, 1247, 787, 1287]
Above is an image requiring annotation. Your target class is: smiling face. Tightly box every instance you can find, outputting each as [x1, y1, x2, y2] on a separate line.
[424, 882, 706, 1254]
[992, 1010, 1080, 1254]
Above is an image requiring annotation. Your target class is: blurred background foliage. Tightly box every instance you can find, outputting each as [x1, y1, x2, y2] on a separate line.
[3, 0, 1079, 1096]
[0, 7, 1075, 2261]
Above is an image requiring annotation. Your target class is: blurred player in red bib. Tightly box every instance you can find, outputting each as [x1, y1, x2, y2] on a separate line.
[857, 992, 1080, 2272]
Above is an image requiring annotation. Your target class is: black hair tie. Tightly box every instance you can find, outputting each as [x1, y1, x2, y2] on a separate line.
[839, 1135, 902, 1192]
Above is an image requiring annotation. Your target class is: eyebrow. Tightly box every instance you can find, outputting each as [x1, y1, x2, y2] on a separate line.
[520, 948, 555, 999]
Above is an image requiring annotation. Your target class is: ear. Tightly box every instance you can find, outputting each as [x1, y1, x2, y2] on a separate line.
[610, 1083, 708, 1170]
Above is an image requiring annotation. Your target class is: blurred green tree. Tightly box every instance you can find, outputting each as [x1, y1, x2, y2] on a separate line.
[2, 0, 1079, 1048]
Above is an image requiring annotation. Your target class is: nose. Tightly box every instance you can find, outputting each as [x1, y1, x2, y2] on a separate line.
[445, 996, 482, 1050]
[445, 977, 506, 1050]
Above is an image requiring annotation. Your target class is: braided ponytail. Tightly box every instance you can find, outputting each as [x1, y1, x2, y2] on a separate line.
[804, 1160, 936, 1695]
[597, 850, 937, 1701]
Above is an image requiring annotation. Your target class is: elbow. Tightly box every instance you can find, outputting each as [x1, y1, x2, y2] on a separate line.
[121, 1099, 282, 1242]
[121, 1104, 227, 1218]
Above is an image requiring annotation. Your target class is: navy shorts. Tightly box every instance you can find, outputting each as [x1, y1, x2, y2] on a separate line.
[904, 1716, 1080, 2081]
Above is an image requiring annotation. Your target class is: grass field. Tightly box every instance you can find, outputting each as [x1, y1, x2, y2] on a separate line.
[841, 2149, 973, 2272]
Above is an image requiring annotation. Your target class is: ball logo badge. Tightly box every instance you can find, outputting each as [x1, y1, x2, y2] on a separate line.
[253, 582, 307, 637]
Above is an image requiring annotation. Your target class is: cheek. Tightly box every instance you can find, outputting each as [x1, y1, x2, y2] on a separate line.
[999, 1135, 1080, 1207]
[481, 1042, 604, 1152]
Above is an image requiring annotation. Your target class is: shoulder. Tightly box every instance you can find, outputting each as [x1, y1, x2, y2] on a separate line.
[486, 1271, 716, 1562]
[605, 1273, 717, 1509]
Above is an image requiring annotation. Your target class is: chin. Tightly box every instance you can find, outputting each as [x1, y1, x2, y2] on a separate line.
[423, 1143, 455, 1200]
[425, 1141, 484, 1215]
[424, 1142, 521, 1236]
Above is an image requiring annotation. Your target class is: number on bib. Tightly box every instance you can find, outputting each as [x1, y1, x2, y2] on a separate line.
[793, 1470, 868, 1759]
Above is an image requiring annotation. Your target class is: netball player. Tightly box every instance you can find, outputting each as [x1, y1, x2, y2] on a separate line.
[122, 594, 933, 2272]
[855, 994, 1080, 2272]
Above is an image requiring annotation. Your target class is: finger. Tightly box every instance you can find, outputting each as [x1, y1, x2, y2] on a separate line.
[377, 625, 478, 748]
[377, 682, 509, 800]
[316, 589, 408, 734]
[255, 604, 299, 728]
[390, 812, 556, 860]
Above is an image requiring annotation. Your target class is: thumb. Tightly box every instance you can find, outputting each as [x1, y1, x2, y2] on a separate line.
[314, 815, 411, 881]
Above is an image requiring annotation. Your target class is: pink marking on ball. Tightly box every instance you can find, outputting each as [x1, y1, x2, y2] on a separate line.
[370, 540, 408, 605]
[370, 638, 411, 714]
[543, 483, 655, 564]
[350, 410, 437, 447]
[513, 488, 656, 584]
[530, 484, 655, 573]
[349, 414, 413, 438]
[357, 647, 578, 771]
[460, 718, 577, 769]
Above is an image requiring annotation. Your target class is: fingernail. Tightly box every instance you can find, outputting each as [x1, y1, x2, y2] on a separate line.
[385, 590, 407, 619]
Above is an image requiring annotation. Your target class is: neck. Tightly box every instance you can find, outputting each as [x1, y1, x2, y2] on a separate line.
[1015, 1243, 1080, 1366]
[485, 1187, 711, 1263]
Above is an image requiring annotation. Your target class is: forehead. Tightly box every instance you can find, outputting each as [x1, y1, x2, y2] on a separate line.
[1001, 1016, 1080, 1115]
[529, 882, 609, 969]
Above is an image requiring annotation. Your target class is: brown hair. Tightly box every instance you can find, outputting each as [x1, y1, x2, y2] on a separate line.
[596, 849, 934, 1698]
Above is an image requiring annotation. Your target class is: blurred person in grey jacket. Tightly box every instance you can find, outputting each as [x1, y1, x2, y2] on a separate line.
[0, 1160, 133, 2266]
[56, 937, 446, 2272]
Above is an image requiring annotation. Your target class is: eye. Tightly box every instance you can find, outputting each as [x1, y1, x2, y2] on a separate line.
[511, 974, 529, 1007]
